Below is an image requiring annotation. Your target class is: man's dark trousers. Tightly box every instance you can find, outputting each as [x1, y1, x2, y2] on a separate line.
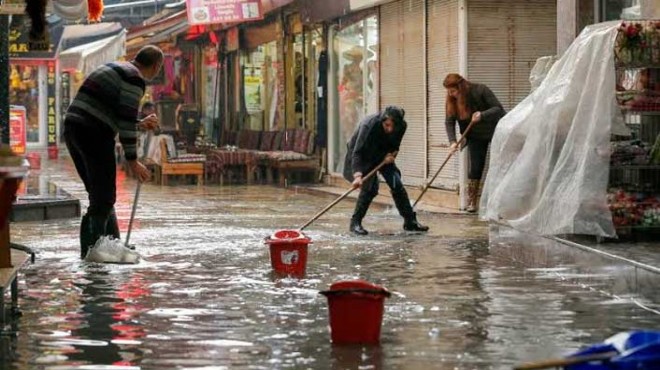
[64, 119, 118, 258]
[351, 163, 415, 222]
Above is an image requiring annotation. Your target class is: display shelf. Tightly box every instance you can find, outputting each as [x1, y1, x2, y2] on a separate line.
[609, 20, 660, 241]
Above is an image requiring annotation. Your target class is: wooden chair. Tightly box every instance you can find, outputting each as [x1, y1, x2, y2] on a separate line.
[159, 138, 205, 186]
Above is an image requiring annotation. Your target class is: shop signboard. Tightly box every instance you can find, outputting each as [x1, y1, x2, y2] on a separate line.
[186, 0, 263, 26]
[47, 62, 57, 146]
[8, 15, 63, 59]
[9, 106, 27, 155]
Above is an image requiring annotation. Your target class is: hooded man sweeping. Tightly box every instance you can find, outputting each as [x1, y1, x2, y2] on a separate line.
[343, 106, 429, 235]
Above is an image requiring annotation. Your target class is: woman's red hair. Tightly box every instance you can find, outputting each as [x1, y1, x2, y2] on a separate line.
[443, 73, 471, 120]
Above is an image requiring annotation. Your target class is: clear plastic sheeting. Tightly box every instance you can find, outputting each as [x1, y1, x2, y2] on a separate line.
[529, 55, 558, 93]
[480, 22, 622, 238]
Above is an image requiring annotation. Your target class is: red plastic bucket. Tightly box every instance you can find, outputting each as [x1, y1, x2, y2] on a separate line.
[47, 146, 58, 160]
[26, 152, 41, 170]
[320, 280, 391, 345]
[265, 229, 311, 277]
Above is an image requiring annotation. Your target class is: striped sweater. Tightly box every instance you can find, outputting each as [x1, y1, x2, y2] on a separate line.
[65, 62, 146, 161]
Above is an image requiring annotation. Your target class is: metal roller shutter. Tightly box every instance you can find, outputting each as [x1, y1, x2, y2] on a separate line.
[427, 0, 460, 190]
[380, 0, 426, 185]
[467, 0, 556, 111]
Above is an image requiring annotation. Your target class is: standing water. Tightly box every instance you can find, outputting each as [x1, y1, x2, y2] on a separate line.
[4, 167, 660, 369]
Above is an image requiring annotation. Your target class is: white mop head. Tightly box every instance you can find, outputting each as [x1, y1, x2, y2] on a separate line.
[84, 236, 141, 264]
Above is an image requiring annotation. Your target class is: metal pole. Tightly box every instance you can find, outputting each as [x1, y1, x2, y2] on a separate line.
[0, 15, 9, 145]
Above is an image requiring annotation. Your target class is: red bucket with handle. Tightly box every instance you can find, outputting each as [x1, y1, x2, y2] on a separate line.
[320, 280, 391, 345]
[265, 229, 311, 277]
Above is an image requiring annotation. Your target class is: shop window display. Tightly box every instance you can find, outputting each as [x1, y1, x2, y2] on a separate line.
[9, 64, 41, 143]
[332, 15, 379, 174]
[610, 20, 660, 236]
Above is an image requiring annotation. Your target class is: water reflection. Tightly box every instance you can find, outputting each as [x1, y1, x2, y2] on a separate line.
[58, 268, 146, 367]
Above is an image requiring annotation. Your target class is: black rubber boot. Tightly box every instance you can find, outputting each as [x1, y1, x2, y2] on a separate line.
[80, 214, 109, 259]
[350, 217, 368, 235]
[390, 189, 428, 232]
[403, 212, 429, 232]
[349, 195, 372, 236]
[106, 208, 120, 239]
[79, 214, 92, 259]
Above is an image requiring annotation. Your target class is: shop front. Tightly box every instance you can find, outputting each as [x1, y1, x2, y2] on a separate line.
[9, 15, 64, 153]
[324, 0, 556, 210]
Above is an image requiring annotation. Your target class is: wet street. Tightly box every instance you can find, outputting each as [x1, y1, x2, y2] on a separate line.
[4, 162, 660, 370]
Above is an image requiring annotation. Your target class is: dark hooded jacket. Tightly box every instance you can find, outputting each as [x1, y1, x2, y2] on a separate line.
[342, 106, 407, 182]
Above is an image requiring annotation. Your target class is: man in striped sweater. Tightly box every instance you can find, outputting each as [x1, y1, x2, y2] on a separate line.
[64, 45, 163, 259]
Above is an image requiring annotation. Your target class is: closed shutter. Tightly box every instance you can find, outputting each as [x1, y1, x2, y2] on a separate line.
[427, 0, 459, 190]
[467, 0, 556, 111]
[380, 0, 425, 185]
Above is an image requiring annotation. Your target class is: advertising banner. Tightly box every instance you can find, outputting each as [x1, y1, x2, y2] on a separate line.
[186, 0, 263, 26]
[9, 106, 27, 155]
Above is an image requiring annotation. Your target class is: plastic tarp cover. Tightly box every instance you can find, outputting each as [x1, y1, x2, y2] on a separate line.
[480, 22, 623, 238]
[529, 55, 557, 93]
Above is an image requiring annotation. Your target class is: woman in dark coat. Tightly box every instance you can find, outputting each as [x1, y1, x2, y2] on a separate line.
[444, 73, 505, 213]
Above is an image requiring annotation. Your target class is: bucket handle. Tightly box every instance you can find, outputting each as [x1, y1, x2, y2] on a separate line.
[319, 288, 391, 298]
[264, 237, 313, 245]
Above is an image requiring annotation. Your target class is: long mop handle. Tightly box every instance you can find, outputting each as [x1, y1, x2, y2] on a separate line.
[299, 159, 389, 231]
[124, 132, 154, 247]
[125, 182, 141, 247]
[413, 119, 478, 208]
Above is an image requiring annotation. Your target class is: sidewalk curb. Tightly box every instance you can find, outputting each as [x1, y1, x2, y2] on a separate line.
[492, 221, 660, 275]
[551, 236, 660, 274]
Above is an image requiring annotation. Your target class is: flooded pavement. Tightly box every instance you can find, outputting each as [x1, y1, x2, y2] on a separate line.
[4, 162, 660, 370]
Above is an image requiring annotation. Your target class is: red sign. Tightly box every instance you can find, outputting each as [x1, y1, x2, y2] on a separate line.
[186, 0, 263, 26]
[9, 106, 27, 155]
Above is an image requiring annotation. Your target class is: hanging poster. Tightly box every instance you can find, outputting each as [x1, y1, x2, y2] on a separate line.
[244, 66, 262, 113]
[9, 106, 27, 155]
[186, 0, 263, 26]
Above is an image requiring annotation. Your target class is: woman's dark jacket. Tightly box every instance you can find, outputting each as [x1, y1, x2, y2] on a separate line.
[445, 83, 505, 142]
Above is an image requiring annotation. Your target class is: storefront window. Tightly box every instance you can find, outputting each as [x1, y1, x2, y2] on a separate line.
[243, 41, 280, 130]
[331, 15, 379, 174]
[288, 29, 323, 130]
[9, 64, 41, 143]
[601, 0, 640, 21]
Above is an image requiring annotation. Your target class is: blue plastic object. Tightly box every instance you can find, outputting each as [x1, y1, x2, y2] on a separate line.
[566, 331, 660, 370]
